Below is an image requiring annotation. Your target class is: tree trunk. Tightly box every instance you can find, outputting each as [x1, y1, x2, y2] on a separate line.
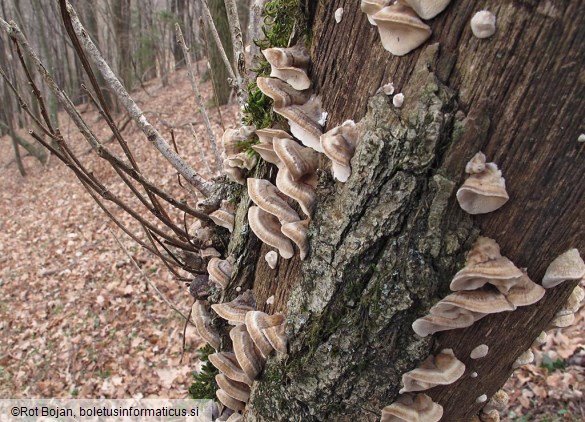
[223, 1, 584, 421]
[113, 0, 132, 87]
[207, 0, 234, 106]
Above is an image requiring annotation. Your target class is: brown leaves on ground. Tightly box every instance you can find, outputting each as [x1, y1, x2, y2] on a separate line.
[0, 65, 237, 399]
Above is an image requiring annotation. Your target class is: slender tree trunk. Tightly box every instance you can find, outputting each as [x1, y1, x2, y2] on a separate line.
[221, 1, 584, 421]
[113, 0, 132, 87]
[207, 0, 233, 105]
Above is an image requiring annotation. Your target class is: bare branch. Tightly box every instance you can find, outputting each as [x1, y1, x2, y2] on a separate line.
[62, 3, 214, 197]
[189, 123, 213, 175]
[223, 0, 247, 93]
[175, 23, 222, 171]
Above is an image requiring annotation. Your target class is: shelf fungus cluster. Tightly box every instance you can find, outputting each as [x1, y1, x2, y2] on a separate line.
[381, 393, 443, 422]
[222, 126, 257, 184]
[207, 294, 287, 417]
[543, 249, 585, 329]
[361, 0, 452, 56]
[457, 152, 509, 215]
[412, 237, 545, 337]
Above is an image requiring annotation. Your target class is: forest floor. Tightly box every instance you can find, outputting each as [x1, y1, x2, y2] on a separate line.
[0, 67, 583, 421]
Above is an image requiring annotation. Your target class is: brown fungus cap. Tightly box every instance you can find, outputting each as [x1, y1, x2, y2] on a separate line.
[262, 44, 310, 69]
[255, 128, 292, 144]
[320, 120, 359, 183]
[256, 77, 310, 109]
[470, 344, 489, 359]
[247, 178, 300, 224]
[209, 207, 235, 233]
[281, 219, 310, 260]
[276, 168, 317, 218]
[251, 143, 281, 166]
[505, 271, 545, 307]
[381, 393, 443, 422]
[273, 137, 319, 181]
[211, 292, 256, 325]
[440, 289, 516, 314]
[450, 254, 523, 292]
[207, 257, 232, 289]
[245, 311, 285, 358]
[402, 0, 452, 20]
[456, 159, 509, 215]
[542, 248, 585, 288]
[400, 348, 465, 393]
[230, 324, 266, 381]
[412, 311, 476, 337]
[248, 206, 295, 259]
[208, 352, 253, 386]
[192, 300, 221, 350]
[262, 323, 288, 354]
[372, 4, 432, 56]
[274, 97, 325, 153]
[361, 0, 392, 25]
[215, 373, 251, 403]
[216, 388, 246, 412]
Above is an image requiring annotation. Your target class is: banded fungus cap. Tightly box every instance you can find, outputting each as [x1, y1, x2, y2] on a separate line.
[440, 289, 516, 314]
[274, 104, 324, 153]
[320, 120, 359, 183]
[192, 300, 221, 350]
[209, 207, 235, 233]
[471, 10, 497, 39]
[262, 44, 310, 69]
[269, 66, 311, 91]
[273, 137, 319, 181]
[483, 389, 509, 413]
[251, 143, 281, 166]
[211, 293, 256, 325]
[256, 77, 311, 108]
[512, 349, 534, 368]
[456, 160, 509, 215]
[207, 257, 233, 289]
[262, 323, 288, 354]
[248, 206, 295, 259]
[247, 178, 300, 224]
[505, 271, 545, 307]
[275, 168, 317, 218]
[245, 311, 285, 358]
[208, 352, 253, 386]
[281, 219, 310, 260]
[372, 4, 432, 56]
[381, 393, 443, 422]
[400, 348, 465, 393]
[559, 285, 585, 314]
[255, 128, 292, 144]
[361, 0, 392, 25]
[550, 312, 575, 328]
[542, 248, 585, 288]
[215, 373, 251, 403]
[216, 389, 246, 412]
[412, 311, 476, 337]
[402, 0, 452, 20]
[230, 324, 265, 380]
[450, 255, 523, 292]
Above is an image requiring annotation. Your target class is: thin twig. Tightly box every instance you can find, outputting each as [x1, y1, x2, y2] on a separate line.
[189, 123, 213, 175]
[223, 0, 247, 102]
[109, 227, 192, 323]
[175, 23, 222, 171]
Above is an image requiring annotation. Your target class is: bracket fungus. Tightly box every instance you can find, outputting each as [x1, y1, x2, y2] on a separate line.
[470, 344, 489, 359]
[542, 248, 585, 288]
[245, 310, 285, 359]
[372, 4, 432, 56]
[456, 152, 509, 215]
[320, 120, 360, 182]
[216, 388, 246, 412]
[402, 0, 452, 20]
[392, 93, 405, 108]
[334, 7, 344, 23]
[192, 300, 221, 350]
[215, 373, 251, 403]
[222, 126, 255, 158]
[399, 348, 465, 393]
[281, 219, 310, 260]
[248, 206, 295, 259]
[256, 77, 310, 109]
[247, 178, 300, 224]
[208, 352, 254, 386]
[211, 292, 256, 325]
[361, 0, 392, 25]
[273, 137, 319, 181]
[380, 393, 443, 422]
[209, 201, 236, 232]
[265, 251, 278, 269]
[208, 257, 233, 289]
[230, 324, 266, 381]
[471, 10, 497, 39]
[512, 349, 534, 368]
[262, 322, 288, 354]
[262, 45, 311, 90]
[274, 98, 325, 153]
[275, 168, 317, 218]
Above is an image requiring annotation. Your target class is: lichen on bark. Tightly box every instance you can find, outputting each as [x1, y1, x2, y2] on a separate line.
[245, 45, 476, 421]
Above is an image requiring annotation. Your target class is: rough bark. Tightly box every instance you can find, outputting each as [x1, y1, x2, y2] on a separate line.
[220, 0, 584, 421]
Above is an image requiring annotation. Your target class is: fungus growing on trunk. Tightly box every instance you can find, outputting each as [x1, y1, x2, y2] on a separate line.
[265, 251, 278, 269]
[457, 152, 509, 214]
[209, 201, 236, 232]
[371, 4, 432, 56]
[207, 257, 233, 289]
[256, 77, 310, 108]
[273, 137, 319, 180]
[230, 324, 266, 381]
[192, 300, 221, 350]
[248, 206, 295, 259]
[211, 292, 256, 325]
[399, 348, 465, 393]
[471, 10, 497, 39]
[542, 248, 585, 288]
[361, 0, 392, 25]
[470, 344, 489, 359]
[380, 393, 443, 422]
[281, 219, 310, 260]
[247, 178, 300, 224]
[208, 352, 253, 386]
[402, 0, 452, 20]
[320, 120, 359, 182]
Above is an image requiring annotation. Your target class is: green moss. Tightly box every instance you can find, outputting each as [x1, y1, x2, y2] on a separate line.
[242, 0, 308, 129]
[188, 345, 219, 400]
